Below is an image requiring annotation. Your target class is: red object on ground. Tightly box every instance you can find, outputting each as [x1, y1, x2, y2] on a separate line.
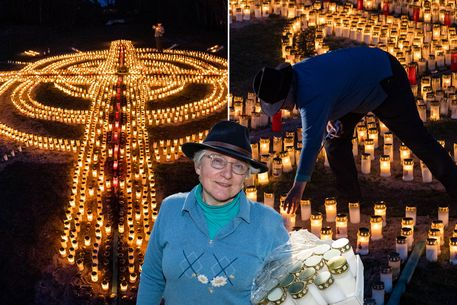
[357, 0, 363, 10]
[271, 111, 282, 132]
[451, 52, 457, 72]
[413, 8, 420, 22]
[408, 65, 417, 85]
[444, 13, 451, 26]
[383, 2, 389, 16]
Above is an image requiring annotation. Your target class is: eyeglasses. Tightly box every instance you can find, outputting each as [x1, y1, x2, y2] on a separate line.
[204, 154, 249, 175]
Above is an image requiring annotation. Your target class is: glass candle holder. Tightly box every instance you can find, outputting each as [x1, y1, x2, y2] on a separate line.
[361, 153, 371, 174]
[300, 199, 311, 221]
[273, 136, 282, 153]
[401, 217, 415, 232]
[396, 236, 408, 262]
[402, 158, 414, 181]
[314, 271, 346, 304]
[399, 144, 411, 161]
[405, 205, 417, 226]
[324, 197, 337, 222]
[332, 238, 357, 277]
[327, 256, 356, 297]
[356, 227, 370, 255]
[383, 143, 394, 161]
[368, 127, 379, 148]
[335, 214, 348, 239]
[438, 205, 449, 228]
[420, 160, 433, 183]
[431, 220, 445, 245]
[384, 131, 393, 145]
[310, 212, 323, 237]
[401, 227, 414, 250]
[379, 155, 391, 177]
[374, 202, 387, 227]
[450, 237, 457, 265]
[426, 238, 439, 262]
[388, 252, 401, 281]
[245, 186, 257, 202]
[272, 157, 283, 178]
[364, 139, 375, 160]
[371, 281, 385, 305]
[257, 171, 269, 186]
[357, 125, 367, 143]
[263, 192, 274, 208]
[320, 226, 333, 241]
[370, 215, 383, 240]
[280, 151, 293, 173]
[380, 266, 393, 294]
[428, 228, 441, 255]
[348, 201, 360, 224]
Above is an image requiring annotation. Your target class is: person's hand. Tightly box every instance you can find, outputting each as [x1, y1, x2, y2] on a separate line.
[282, 181, 307, 214]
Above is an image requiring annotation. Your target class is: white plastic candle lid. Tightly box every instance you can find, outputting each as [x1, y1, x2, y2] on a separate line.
[314, 271, 332, 285]
[314, 244, 331, 255]
[323, 249, 341, 262]
[267, 287, 284, 301]
[305, 255, 323, 267]
[332, 238, 349, 249]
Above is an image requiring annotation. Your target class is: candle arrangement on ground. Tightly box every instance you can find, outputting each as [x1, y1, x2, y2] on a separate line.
[0, 40, 227, 298]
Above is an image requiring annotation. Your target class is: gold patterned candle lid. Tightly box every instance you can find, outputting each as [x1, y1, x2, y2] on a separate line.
[327, 256, 350, 275]
[298, 267, 316, 284]
[267, 287, 286, 304]
[314, 244, 331, 256]
[396, 236, 407, 244]
[279, 273, 295, 288]
[314, 271, 335, 290]
[288, 281, 309, 299]
[305, 255, 325, 271]
[332, 238, 351, 253]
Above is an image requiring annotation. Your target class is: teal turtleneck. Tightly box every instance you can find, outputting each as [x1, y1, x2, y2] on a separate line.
[194, 184, 241, 239]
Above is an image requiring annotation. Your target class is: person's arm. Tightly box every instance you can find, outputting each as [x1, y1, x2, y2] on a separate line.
[137, 203, 167, 305]
[284, 99, 329, 214]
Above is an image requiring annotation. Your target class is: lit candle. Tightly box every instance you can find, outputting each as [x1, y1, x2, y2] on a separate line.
[380, 266, 393, 294]
[405, 205, 417, 226]
[361, 152, 371, 174]
[356, 227, 370, 255]
[259, 137, 270, 155]
[281, 151, 293, 173]
[426, 238, 438, 262]
[273, 136, 282, 153]
[357, 125, 367, 143]
[379, 155, 391, 177]
[402, 158, 414, 181]
[263, 192, 274, 208]
[257, 171, 269, 185]
[401, 227, 414, 251]
[401, 217, 415, 232]
[450, 237, 457, 265]
[431, 220, 445, 245]
[335, 214, 348, 239]
[324, 197, 337, 222]
[364, 139, 375, 160]
[430, 101, 440, 120]
[372, 282, 385, 305]
[428, 228, 441, 255]
[388, 252, 401, 281]
[399, 144, 411, 161]
[310, 212, 323, 237]
[438, 205, 449, 228]
[320, 226, 333, 240]
[374, 202, 387, 227]
[383, 131, 393, 145]
[396, 236, 408, 262]
[352, 137, 358, 156]
[246, 186, 257, 202]
[348, 201, 360, 224]
[370, 215, 383, 240]
[384, 143, 393, 161]
[300, 199, 311, 221]
[368, 128, 379, 148]
[420, 160, 433, 183]
[272, 157, 283, 178]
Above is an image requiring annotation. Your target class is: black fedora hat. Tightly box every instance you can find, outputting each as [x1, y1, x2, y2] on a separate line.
[253, 63, 293, 116]
[182, 121, 268, 173]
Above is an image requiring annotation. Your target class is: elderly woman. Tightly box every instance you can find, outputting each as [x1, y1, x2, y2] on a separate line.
[137, 121, 289, 305]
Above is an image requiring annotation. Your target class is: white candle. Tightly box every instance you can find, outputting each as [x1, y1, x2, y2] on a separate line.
[273, 136, 282, 153]
[374, 202, 387, 227]
[431, 220, 445, 245]
[438, 205, 449, 228]
[430, 101, 440, 120]
[399, 144, 411, 161]
[364, 139, 375, 160]
[401, 217, 415, 232]
[348, 201, 360, 224]
[379, 155, 391, 177]
[368, 128, 379, 148]
[384, 131, 393, 145]
[420, 160, 433, 183]
[361, 153, 371, 174]
[327, 256, 356, 297]
[251, 143, 259, 160]
[401, 227, 414, 251]
[402, 158, 414, 181]
[380, 266, 393, 294]
[300, 199, 311, 221]
[370, 215, 383, 240]
[357, 125, 367, 143]
[320, 226, 333, 240]
[263, 192, 274, 208]
[388, 253, 401, 281]
[428, 229, 441, 255]
[372, 282, 385, 305]
[450, 237, 457, 265]
[426, 238, 438, 262]
[384, 143, 393, 161]
[272, 157, 282, 178]
[324, 197, 337, 222]
[259, 137, 270, 155]
[335, 214, 348, 239]
[396, 236, 408, 262]
[245, 186, 257, 202]
[405, 206, 417, 226]
[331, 238, 357, 277]
[281, 151, 293, 173]
[356, 227, 370, 255]
[257, 171, 269, 186]
[310, 213, 323, 237]
[314, 271, 346, 304]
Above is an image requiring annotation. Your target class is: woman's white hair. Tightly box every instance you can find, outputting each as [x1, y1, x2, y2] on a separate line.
[192, 149, 260, 175]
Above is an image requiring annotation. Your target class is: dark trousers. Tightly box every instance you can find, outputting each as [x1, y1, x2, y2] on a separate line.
[155, 37, 163, 52]
[324, 53, 457, 202]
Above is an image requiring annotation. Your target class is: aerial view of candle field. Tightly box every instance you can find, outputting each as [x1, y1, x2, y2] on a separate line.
[230, 1, 457, 304]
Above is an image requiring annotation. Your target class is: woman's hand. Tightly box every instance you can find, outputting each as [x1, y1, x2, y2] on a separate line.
[282, 181, 307, 214]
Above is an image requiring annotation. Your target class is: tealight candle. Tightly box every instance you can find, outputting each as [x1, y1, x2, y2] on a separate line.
[405, 205, 417, 226]
[450, 237, 457, 265]
[370, 215, 383, 240]
[374, 202, 387, 227]
[420, 161, 433, 183]
[310, 212, 323, 237]
[281, 151, 293, 173]
[438, 205, 449, 228]
[348, 201, 360, 224]
[324, 197, 337, 222]
[380, 266, 393, 294]
[372, 281, 385, 305]
[335, 214, 348, 239]
[300, 199, 311, 221]
[402, 158, 414, 181]
[388, 252, 401, 281]
[379, 155, 391, 177]
[383, 143, 393, 161]
[321, 226, 333, 240]
[426, 238, 438, 262]
[396, 236, 408, 262]
[357, 125, 367, 143]
[356, 227, 370, 255]
[361, 153, 371, 174]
